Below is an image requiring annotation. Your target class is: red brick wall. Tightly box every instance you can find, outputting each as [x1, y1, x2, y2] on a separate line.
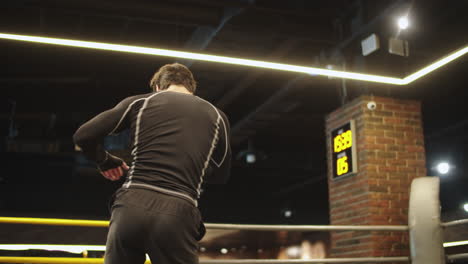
[325, 95, 426, 258]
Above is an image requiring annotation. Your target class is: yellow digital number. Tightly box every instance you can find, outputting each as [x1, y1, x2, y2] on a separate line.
[334, 135, 342, 152]
[344, 130, 352, 149]
[334, 130, 352, 153]
[337, 156, 349, 176]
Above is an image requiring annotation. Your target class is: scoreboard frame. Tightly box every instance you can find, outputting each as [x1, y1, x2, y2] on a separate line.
[330, 119, 358, 180]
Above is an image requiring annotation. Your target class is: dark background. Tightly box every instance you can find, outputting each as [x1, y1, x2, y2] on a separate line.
[0, 0, 467, 230]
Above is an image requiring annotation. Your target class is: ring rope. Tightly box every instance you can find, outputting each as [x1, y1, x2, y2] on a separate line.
[446, 253, 468, 262]
[441, 219, 468, 228]
[0, 217, 408, 231]
[0, 256, 411, 263]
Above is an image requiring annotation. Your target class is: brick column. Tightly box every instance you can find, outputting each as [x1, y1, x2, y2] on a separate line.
[325, 95, 426, 258]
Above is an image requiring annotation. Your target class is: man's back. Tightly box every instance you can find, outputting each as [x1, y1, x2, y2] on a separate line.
[121, 91, 230, 201]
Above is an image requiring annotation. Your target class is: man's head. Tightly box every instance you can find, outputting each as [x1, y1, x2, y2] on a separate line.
[149, 63, 197, 94]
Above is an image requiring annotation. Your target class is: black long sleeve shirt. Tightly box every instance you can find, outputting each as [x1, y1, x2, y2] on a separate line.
[73, 91, 231, 204]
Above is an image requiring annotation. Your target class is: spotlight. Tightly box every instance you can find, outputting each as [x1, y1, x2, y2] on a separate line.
[236, 139, 265, 164]
[463, 203, 468, 213]
[398, 16, 409, 30]
[281, 208, 293, 218]
[220, 248, 228, 254]
[246, 153, 256, 164]
[436, 162, 450, 174]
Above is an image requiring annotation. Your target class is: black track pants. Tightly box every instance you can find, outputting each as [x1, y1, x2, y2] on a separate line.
[104, 188, 205, 264]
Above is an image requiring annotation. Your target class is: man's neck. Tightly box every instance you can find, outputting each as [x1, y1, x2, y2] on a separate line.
[164, 85, 192, 95]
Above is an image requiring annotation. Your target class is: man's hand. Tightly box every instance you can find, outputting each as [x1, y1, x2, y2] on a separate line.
[97, 152, 130, 181]
[101, 162, 130, 181]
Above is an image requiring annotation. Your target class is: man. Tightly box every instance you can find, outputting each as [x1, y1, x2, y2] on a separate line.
[73, 63, 231, 264]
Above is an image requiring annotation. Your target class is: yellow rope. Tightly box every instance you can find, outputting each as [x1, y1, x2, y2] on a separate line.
[0, 217, 109, 227]
[0, 257, 152, 264]
[0, 257, 100, 264]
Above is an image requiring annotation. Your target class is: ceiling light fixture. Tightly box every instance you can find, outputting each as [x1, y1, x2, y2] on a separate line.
[444, 240, 468, 248]
[402, 47, 468, 84]
[397, 16, 409, 30]
[0, 33, 466, 86]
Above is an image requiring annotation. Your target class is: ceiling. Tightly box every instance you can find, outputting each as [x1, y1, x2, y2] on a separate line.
[0, 0, 467, 231]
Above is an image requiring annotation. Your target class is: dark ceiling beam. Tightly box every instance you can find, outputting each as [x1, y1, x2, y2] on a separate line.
[230, 77, 304, 146]
[9, 0, 222, 27]
[216, 39, 299, 109]
[179, 3, 249, 67]
[0, 78, 91, 84]
[226, 11, 332, 41]
[169, 0, 338, 18]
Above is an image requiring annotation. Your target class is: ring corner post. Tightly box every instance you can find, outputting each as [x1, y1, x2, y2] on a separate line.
[409, 176, 446, 264]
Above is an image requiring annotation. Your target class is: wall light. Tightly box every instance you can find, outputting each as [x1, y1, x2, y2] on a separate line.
[0, 33, 466, 86]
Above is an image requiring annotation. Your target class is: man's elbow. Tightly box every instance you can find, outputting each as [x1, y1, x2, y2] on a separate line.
[73, 127, 90, 149]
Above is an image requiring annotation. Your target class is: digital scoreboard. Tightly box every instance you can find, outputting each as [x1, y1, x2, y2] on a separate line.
[331, 120, 357, 179]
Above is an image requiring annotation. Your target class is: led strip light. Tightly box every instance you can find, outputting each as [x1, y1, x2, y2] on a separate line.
[443, 240, 468, 248]
[0, 33, 466, 85]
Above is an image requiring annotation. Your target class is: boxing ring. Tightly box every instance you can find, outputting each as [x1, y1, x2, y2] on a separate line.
[0, 177, 467, 264]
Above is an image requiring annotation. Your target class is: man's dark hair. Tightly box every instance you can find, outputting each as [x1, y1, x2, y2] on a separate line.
[149, 63, 197, 93]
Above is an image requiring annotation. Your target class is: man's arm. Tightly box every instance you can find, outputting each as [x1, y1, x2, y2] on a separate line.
[207, 110, 232, 184]
[73, 95, 146, 179]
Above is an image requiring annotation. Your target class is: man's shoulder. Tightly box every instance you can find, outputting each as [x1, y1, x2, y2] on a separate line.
[193, 96, 225, 113]
[193, 97, 230, 127]
[118, 92, 153, 107]
[124, 92, 154, 102]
